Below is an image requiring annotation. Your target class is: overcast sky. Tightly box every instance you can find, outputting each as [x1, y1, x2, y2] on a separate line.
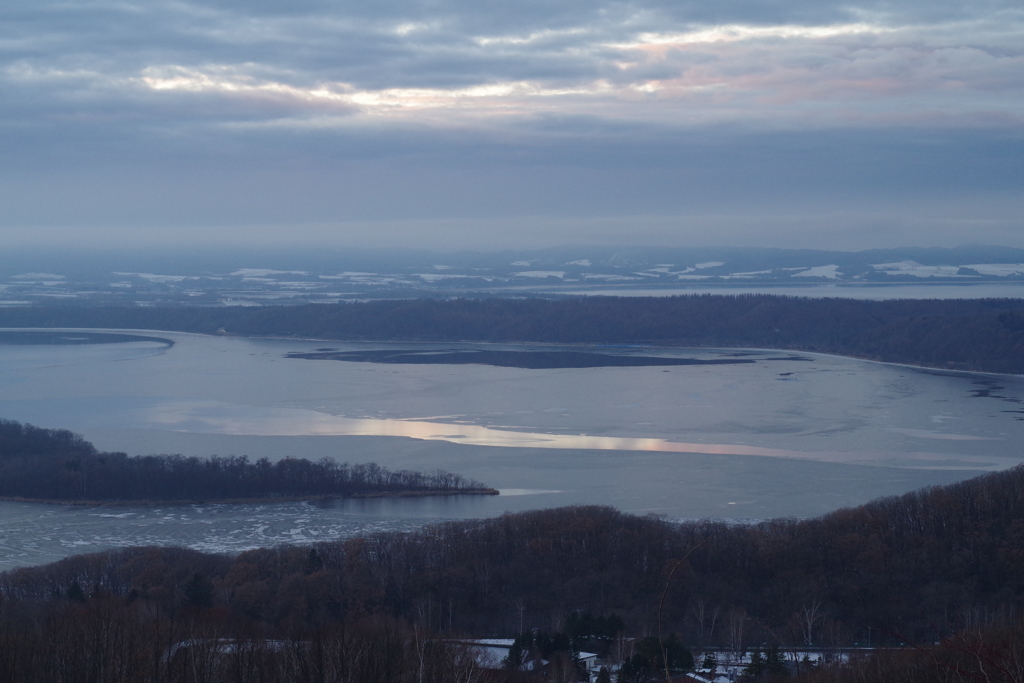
[1, 0, 1022, 250]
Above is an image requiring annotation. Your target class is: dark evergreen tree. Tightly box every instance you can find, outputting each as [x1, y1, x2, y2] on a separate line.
[182, 573, 214, 609]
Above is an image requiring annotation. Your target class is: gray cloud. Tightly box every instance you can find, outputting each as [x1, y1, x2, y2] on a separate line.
[0, 0, 1021, 248]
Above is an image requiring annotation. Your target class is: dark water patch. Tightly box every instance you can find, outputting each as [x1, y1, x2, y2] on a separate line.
[970, 380, 1003, 398]
[969, 378, 1022, 403]
[0, 330, 173, 347]
[761, 356, 814, 362]
[286, 349, 759, 369]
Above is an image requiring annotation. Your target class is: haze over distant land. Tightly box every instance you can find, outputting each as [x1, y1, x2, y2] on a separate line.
[1, 245, 1024, 306]
[1, 0, 1022, 250]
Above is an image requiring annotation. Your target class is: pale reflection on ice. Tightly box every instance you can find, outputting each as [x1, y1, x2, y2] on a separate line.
[498, 489, 564, 496]
[144, 402, 1018, 470]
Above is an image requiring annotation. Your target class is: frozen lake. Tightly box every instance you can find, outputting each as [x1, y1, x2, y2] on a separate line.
[1, 329, 1023, 568]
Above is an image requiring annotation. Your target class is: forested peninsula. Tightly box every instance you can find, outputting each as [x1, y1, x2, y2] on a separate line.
[0, 420, 495, 504]
[3, 294, 1024, 373]
[2, 465, 1023, 682]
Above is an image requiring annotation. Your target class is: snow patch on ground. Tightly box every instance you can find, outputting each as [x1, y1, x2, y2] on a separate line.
[793, 265, 841, 279]
[415, 273, 473, 282]
[230, 269, 309, 277]
[871, 261, 963, 277]
[114, 272, 190, 283]
[319, 272, 375, 279]
[513, 271, 565, 278]
[651, 267, 697, 275]
[964, 263, 1024, 276]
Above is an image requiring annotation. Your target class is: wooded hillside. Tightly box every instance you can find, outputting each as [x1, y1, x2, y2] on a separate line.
[2, 464, 1024, 680]
[4, 465, 1023, 646]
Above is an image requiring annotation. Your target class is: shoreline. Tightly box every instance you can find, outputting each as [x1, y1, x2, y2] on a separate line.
[2, 325, 1021, 378]
[0, 488, 500, 507]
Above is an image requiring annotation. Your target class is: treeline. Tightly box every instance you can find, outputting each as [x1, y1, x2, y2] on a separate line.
[4, 466, 1024, 651]
[795, 622, 1024, 683]
[3, 295, 1024, 372]
[0, 602, 484, 683]
[0, 419, 491, 503]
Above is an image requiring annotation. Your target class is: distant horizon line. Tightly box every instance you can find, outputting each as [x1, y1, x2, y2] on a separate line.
[2, 243, 1023, 255]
